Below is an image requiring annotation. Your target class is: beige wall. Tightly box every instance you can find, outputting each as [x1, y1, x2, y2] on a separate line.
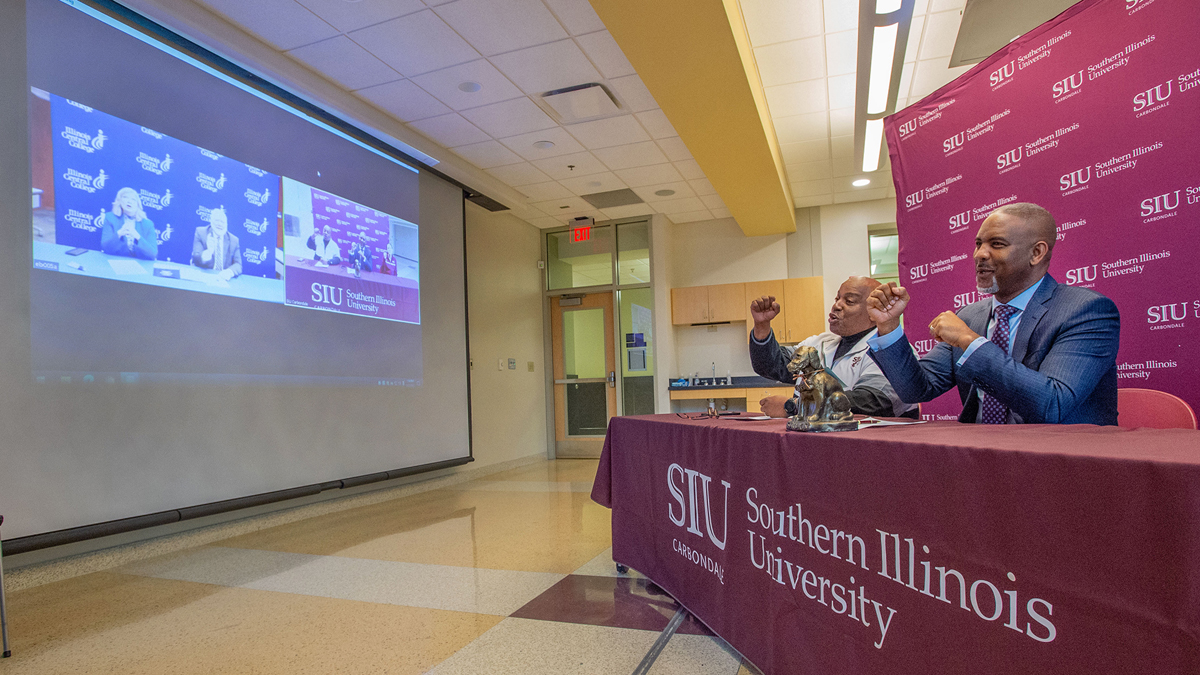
[465, 203, 549, 465]
[818, 198, 898, 305]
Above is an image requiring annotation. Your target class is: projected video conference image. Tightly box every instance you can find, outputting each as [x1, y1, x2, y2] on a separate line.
[28, 86, 425, 386]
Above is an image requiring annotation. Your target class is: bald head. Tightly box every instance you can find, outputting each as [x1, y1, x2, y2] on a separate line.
[975, 202, 1056, 302]
[993, 202, 1057, 257]
[829, 276, 882, 336]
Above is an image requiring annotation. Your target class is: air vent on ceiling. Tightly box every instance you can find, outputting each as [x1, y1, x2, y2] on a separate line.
[580, 188, 644, 209]
[539, 83, 623, 124]
[464, 191, 509, 212]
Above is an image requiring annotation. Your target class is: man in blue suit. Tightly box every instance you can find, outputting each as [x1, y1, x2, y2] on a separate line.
[866, 202, 1119, 424]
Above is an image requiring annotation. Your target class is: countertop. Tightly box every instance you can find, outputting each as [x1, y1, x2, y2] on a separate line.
[667, 375, 791, 391]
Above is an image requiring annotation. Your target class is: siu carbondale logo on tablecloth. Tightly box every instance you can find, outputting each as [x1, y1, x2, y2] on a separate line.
[884, 0, 1200, 419]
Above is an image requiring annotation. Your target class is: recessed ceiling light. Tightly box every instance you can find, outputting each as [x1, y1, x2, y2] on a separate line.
[458, 81, 483, 93]
[654, 189, 676, 196]
[532, 140, 556, 150]
[587, 180, 601, 188]
[852, 179, 871, 187]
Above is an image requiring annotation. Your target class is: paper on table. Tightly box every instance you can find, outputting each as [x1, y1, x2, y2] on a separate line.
[856, 417, 928, 428]
[731, 416, 773, 421]
[108, 259, 148, 276]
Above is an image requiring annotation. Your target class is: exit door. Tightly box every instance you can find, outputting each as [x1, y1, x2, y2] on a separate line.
[551, 293, 616, 458]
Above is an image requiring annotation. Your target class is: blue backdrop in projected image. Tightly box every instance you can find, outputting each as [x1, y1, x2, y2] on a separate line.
[43, 91, 282, 289]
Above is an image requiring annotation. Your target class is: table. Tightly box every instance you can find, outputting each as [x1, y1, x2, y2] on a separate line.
[591, 415, 1200, 674]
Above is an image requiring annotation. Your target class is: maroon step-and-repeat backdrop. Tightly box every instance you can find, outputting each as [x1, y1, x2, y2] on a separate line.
[885, 0, 1199, 420]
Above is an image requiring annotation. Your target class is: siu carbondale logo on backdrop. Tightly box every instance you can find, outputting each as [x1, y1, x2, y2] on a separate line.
[909, 98, 956, 139]
[62, 168, 108, 193]
[243, 246, 271, 266]
[137, 152, 173, 175]
[897, 118, 918, 139]
[1146, 301, 1187, 330]
[1065, 264, 1097, 287]
[1052, 70, 1084, 103]
[953, 289, 992, 309]
[244, 186, 271, 207]
[1089, 249, 1172, 282]
[961, 194, 1018, 230]
[244, 218, 270, 236]
[942, 110, 1009, 156]
[1056, 217, 1086, 241]
[1012, 29, 1069, 80]
[139, 188, 173, 211]
[1059, 166, 1091, 196]
[1133, 79, 1171, 117]
[64, 208, 103, 232]
[196, 172, 227, 193]
[60, 127, 106, 153]
[989, 61, 1015, 91]
[1140, 189, 1181, 222]
[1090, 34, 1154, 82]
[667, 463, 729, 584]
[1000, 123, 1079, 175]
[909, 254, 969, 284]
[904, 174, 962, 211]
[1126, 0, 1158, 15]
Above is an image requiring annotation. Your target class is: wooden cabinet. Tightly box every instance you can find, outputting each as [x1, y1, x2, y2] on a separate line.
[671, 283, 746, 324]
[746, 386, 798, 413]
[781, 276, 825, 343]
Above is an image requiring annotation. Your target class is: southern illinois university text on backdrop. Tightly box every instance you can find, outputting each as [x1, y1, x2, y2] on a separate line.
[884, 0, 1199, 419]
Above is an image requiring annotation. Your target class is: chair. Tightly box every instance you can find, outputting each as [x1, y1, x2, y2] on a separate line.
[1117, 388, 1198, 430]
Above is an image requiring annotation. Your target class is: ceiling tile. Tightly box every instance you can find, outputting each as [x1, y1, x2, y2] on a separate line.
[592, 141, 668, 170]
[195, 0, 337, 50]
[532, 195, 595, 216]
[740, 0, 822, 47]
[517, 181, 575, 201]
[754, 36, 825, 88]
[792, 179, 832, 197]
[530, 151, 609, 179]
[700, 194, 726, 210]
[687, 177, 716, 196]
[929, 0, 967, 13]
[459, 97, 557, 137]
[897, 62, 916, 102]
[781, 138, 830, 164]
[794, 194, 834, 208]
[434, 0, 567, 56]
[614, 163, 684, 187]
[576, 31, 636, 79]
[912, 0, 932, 15]
[287, 36, 401, 91]
[773, 111, 829, 144]
[451, 140, 523, 168]
[350, 11, 479, 78]
[355, 79, 450, 122]
[656, 137, 693, 162]
[830, 134, 854, 161]
[566, 115, 650, 150]
[920, 10, 964, 61]
[654, 197, 707, 215]
[910, 58, 966, 100]
[294, 0, 423, 32]
[633, 109, 678, 140]
[672, 159, 705, 181]
[764, 79, 828, 117]
[528, 215, 566, 229]
[786, 158, 832, 182]
[543, 0, 606, 35]
[601, 203, 655, 219]
[409, 113, 490, 147]
[487, 162, 553, 186]
[834, 187, 888, 203]
[833, 171, 892, 192]
[905, 16, 926, 63]
[412, 60, 523, 110]
[607, 74, 658, 112]
[823, 0, 858, 33]
[709, 206, 732, 219]
[491, 40, 602, 94]
[827, 74, 856, 110]
[829, 107, 854, 137]
[824, 30, 857, 77]
[632, 181, 695, 202]
[669, 210, 714, 224]
[499, 126, 587, 160]
[559, 171, 627, 195]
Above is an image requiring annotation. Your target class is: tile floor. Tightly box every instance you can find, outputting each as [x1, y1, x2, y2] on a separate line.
[0, 460, 759, 674]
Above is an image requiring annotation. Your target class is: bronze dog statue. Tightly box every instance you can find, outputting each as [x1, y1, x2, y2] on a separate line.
[785, 346, 857, 432]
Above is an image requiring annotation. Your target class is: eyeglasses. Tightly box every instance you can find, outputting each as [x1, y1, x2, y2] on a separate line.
[675, 411, 719, 420]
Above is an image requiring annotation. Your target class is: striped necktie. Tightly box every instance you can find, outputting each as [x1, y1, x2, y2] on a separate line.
[980, 304, 1017, 424]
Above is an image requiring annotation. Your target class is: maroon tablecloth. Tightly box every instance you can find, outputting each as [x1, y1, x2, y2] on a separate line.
[592, 415, 1200, 674]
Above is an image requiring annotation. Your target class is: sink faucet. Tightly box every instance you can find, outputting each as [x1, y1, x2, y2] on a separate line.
[711, 362, 716, 383]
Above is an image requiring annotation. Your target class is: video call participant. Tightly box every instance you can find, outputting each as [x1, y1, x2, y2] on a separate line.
[307, 225, 342, 265]
[348, 233, 374, 275]
[866, 202, 1119, 425]
[101, 187, 158, 260]
[377, 242, 396, 276]
[191, 207, 241, 281]
[750, 275, 918, 419]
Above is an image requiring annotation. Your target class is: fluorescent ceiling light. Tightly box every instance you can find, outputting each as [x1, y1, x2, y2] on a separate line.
[863, 119, 884, 172]
[866, 24, 898, 115]
[876, 0, 902, 13]
[852, 178, 871, 187]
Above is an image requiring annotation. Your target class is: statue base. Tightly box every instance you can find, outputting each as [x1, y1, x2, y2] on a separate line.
[786, 417, 859, 433]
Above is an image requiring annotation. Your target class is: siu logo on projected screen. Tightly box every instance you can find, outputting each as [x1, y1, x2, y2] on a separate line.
[990, 61, 1015, 91]
[64, 208, 103, 233]
[196, 172, 227, 193]
[62, 167, 108, 193]
[139, 188, 173, 210]
[1147, 301, 1187, 330]
[60, 127, 106, 153]
[137, 152, 172, 175]
[244, 218, 270, 236]
[1134, 80, 1172, 117]
[1052, 70, 1084, 103]
[244, 186, 271, 207]
[1059, 167, 1091, 196]
[1140, 190, 1180, 222]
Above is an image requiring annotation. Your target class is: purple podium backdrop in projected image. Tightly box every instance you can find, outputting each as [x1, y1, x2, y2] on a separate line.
[281, 177, 419, 324]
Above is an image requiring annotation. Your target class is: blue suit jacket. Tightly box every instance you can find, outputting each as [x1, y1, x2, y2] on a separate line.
[868, 275, 1120, 425]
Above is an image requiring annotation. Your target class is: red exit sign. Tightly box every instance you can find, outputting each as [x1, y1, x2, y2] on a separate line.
[572, 226, 591, 242]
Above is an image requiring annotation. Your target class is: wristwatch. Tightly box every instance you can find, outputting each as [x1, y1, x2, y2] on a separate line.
[783, 398, 797, 416]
